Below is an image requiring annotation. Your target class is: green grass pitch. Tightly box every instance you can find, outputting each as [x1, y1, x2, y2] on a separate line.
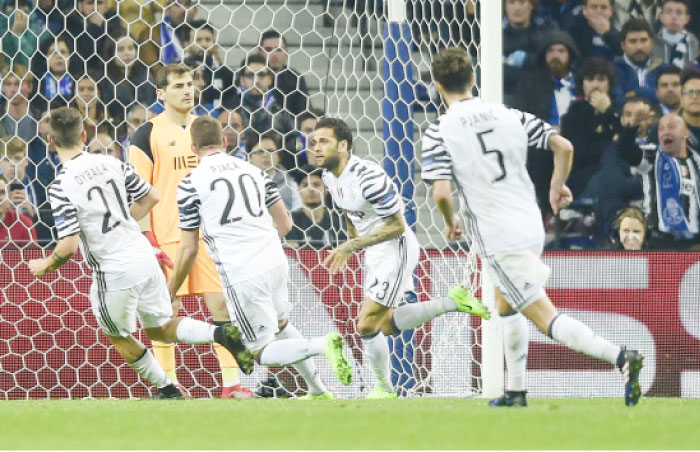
[2, 398, 699, 450]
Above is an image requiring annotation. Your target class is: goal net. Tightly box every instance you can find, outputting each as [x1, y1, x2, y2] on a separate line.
[0, 0, 492, 399]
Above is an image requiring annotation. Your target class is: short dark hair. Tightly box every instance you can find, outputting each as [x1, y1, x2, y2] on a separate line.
[259, 29, 287, 48]
[297, 165, 323, 184]
[258, 130, 282, 149]
[431, 47, 474, 94]
[681, 66, 700, 87]
[621, 96, 652, 110]
[49, 107, 84, 148]
[620, 18, 654, 41]
[315, 117, 353, 149]
[583, 0, 612, 6]
[155, 63, 192, 90]
[296, 108, 324, 129]
[190, 19, 215, 35]
[574, 58, 616, 95]
[656, 65, 682, 88]
[190, 116, 223, 150]
[242, 52, 267, 68]
[662, 0, 689, 12]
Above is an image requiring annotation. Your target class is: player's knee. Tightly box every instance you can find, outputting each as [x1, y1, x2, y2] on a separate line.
[357, 316, 380, 336]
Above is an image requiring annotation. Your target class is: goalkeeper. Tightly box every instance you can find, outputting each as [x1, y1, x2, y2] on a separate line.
[128, 64, 254, 398]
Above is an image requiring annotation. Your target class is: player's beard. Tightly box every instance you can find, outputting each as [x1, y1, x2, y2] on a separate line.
[320, 152, 340, 172]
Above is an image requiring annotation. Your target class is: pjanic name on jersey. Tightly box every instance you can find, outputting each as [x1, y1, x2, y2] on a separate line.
[460, 111, 497, 128]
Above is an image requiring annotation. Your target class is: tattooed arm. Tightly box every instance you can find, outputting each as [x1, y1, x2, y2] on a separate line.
[324, 212, 405, 275]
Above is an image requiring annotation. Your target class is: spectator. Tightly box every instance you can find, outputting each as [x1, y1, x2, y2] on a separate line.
[235, 53, 294, 146]
[88, 131, 122, 159]
[679, 68, 700, 144]
[612, 0, 661, 32]
[25, 111, 60, 246]
[100, 32, 156, 123]
[0, 65, 38, 142]
[618, 113, 700, 248]
[598, 97, 656, 235]
[651, 0, 698, 69]
[257, 29, 310, 117]
[561, 58, 619, 200]
[512, 31, 581, 126]
[248, 131, 302, 211]
[502, 0, 559, 100]
[70, 75, 114, 142]
[291, 108, 323, 168]
[120, 104, 149, 149]
[188, 62, 220, 116]
[31, 35, 79, 112]
[656, 64, 682, 113]
[185, 20, 236, 110]
[30, 0, 64, 38]
[569, 0, 622, 60]
[285, 165, 346, 250]
[114, 0, 167, 43]
[65, 0, 122, 77]
[538, 0, 579, 28]
[614, 18, 664, 102]
[612, 207, 649, 250]
[0, 137, 35, 219]
[0, 179, 36, 247]
[139, 0, 196, 69]
[0, 0, 43, 67]
[217, 108, 248, 160]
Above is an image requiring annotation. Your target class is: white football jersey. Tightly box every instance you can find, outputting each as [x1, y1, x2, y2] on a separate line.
[421, 98, 557, 256]
[48, 152, 161, 290]
[323, 155, 409, 238]
[177, 152, 286, 284]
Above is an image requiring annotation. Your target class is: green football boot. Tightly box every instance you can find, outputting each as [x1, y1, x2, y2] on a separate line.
[448, 285, 491, 320]
[366, 387, 398, 399]
[297, 391, 335, 400]
[325, 332, 352, 386]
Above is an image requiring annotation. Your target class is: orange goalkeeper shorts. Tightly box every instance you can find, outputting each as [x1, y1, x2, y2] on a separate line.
[160, 240, 223, 296]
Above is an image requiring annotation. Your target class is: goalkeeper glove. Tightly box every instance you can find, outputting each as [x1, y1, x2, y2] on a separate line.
[144, 231, 174, 268]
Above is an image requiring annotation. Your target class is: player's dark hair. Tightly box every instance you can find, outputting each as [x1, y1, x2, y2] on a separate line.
[620, 18, 654, 41]
[680, 66, 700, 88]
[49, 107, 84, 148]
[431, 47, 474, 94]
[656, 65, 682, 89]
[156, 63, 192, 90]
[315, 117, 353, 150]
[574, 57, 616, 95]
[191, 116, 223, 150]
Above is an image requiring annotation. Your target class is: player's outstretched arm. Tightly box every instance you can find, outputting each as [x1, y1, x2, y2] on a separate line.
[323, 212, 405, 275]
[28, 234, 80, 277]
[129, 187, 160, 222]
[268, 199, 292, 238]
[548, 134, 575, 214]
[432, 180, 462, 241]
[167, 229, 199, 300]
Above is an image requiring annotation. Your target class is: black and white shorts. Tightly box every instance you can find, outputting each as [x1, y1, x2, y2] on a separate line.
[363, 231, 420, 308]
[482, 244, 550, 311]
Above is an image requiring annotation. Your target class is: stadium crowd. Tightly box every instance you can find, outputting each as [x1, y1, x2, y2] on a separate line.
[0, 0, 699, 251]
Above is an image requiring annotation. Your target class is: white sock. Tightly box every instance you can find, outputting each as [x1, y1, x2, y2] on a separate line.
[129, 348, 171, 388]
[502, 313, 528, 392]
[391, 298, 457, 332]
[277, 323, 328, 396]
[258, 337, 326, 366]
[549, 314, 621, 365]
[175, 317, 215, 344]
[362, 332, 393, 392]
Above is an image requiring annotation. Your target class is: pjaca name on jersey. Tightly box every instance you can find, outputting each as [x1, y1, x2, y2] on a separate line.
[209, 162, 239, 173]
[460, 111, 497, 128]
[73, 164, 109, 185]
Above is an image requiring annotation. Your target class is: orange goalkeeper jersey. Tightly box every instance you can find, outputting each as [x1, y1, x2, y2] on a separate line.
[128, 112, 199, 245]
